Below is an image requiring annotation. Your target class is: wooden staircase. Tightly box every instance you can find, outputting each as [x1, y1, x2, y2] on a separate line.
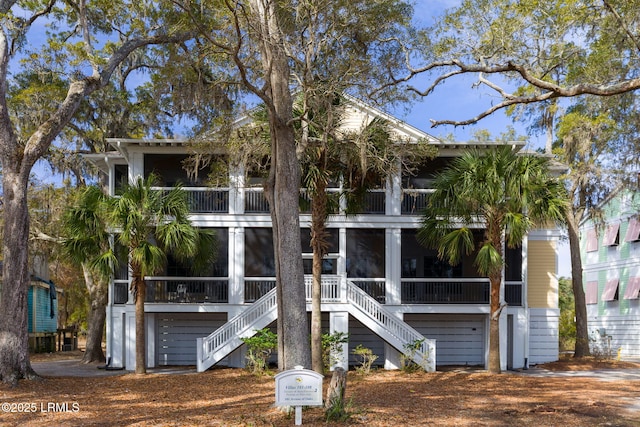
[196, 276, 436, 372]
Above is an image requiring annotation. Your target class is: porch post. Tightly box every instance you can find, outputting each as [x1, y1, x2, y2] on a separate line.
[384, 311, 404, 370]
[329, 311, 349, 371]
[229, 227, 244, 304]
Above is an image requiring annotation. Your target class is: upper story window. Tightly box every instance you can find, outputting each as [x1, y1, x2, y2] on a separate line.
[585, 281, 598, 304]
[114, 164, 128, 195]
[585, 229, 598, 252]
[602, 223, 620, 247]
[144, 154, 220, 187]
[602, 278, 619, 301]
[624, 277, 640, 299]
[402, 157, 453, 189]
[625, 218, 640, 242]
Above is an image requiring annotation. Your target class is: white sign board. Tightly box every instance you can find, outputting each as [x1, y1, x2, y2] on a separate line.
[274, 367, 323, 407]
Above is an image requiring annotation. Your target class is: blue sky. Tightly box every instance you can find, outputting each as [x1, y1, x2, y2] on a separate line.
[29, 0, 571, 276]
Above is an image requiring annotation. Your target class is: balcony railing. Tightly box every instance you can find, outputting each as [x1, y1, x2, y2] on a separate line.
[401, 278, 523, 306]
[154, 187, 229, 213]
[350, 190, 385, 214]
[113, 276, 522, 306]
[244, 188, 270, 213]
[145, 278, 228, 303]
[109, 278, 231, 304]
[401, 189, 433, 215]
[349, 278, 386, 303]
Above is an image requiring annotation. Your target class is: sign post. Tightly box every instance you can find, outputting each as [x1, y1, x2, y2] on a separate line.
[274, 366, 324, 425]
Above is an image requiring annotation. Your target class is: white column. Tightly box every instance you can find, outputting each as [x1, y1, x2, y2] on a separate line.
[384, 312, 404, 370]
[386, 228, 402, 305]
[229, 164, 244, 215]
[229, 228, 245, 304]
[329, 311, 349, 371]
[386, 164, 402, 216]
[125, 309, 136, 370]
[128, 151, 144, 182]
[146, 313, 155, 368]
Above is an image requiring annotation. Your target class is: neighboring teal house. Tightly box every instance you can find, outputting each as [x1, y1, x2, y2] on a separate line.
[0, 261, 61, 352]
[28, 277, 59, 352]
[581, 186, 640, 359]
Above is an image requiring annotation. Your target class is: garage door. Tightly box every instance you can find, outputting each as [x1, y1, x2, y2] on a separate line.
[404, 314, 485, 366]
[157, 313, 227, 365]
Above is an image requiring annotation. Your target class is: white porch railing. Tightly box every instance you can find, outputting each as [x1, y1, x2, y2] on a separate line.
[197, 287, 278, 372]
[345, 281, 436, 372]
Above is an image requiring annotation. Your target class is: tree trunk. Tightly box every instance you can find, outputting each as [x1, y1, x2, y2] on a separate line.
[324, 367, 347, 411]
[566, 211, 590, 357]
[131, 268, 147, 374]
[311, 176, 328, 374]
[249, 0, 311, 371]
[80, 264, 107, 364]
[488, 274, 502, 374]
[0, 170, 38, 385]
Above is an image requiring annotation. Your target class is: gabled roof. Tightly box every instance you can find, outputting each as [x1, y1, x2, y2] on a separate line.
[95, 96, 529, 167]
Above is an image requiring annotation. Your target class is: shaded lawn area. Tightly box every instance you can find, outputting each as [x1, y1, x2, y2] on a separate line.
[2, 361, 640, 427]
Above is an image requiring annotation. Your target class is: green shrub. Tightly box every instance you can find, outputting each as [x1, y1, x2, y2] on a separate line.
[242, 328, 277, 376]
[400, 338, 426, 372]
[352, 344, 378, 374]
[321, 331, 349, 372]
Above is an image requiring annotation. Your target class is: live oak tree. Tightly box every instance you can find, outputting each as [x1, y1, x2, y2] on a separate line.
[418, 146, 567, 373]
[13, 60, 182, 364]
[393, 0, 640, 358]
[0, 0, 195, 385]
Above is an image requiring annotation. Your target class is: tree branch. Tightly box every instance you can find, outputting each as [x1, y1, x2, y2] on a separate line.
[21, 31, 196, 168]
[404, 59, 640, 127]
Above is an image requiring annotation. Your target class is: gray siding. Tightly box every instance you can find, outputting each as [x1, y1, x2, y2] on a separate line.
[157, 313, 227, 365]
[348, 317, 385, 366]
[404, 314, 485, 366]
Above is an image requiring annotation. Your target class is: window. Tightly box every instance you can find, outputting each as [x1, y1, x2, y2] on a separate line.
[601, 278, 619, 301]
[624, 277, 640, 300]
[602, 224, 620, 247]
[625, 218, 640, 242]
[585, 229, 598, 252]
[114, 164, 128, 195]
[346, 229, 385, 278]
[245, 228, 275, 277]
[585, 281, 598, 304]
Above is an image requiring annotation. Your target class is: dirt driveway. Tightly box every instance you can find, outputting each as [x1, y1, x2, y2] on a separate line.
[1, 354, 639, 426]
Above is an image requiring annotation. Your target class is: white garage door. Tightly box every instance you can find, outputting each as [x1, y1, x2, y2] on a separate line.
[404, 314, 485, 366]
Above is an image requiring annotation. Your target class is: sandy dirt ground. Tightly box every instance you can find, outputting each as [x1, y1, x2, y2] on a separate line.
[1, 352, 639, 426]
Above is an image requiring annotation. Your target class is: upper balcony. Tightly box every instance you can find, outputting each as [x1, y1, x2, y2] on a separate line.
[112, 275, 523, 306]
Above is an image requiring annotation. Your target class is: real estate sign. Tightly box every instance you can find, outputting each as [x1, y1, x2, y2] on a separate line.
[274, 367, 323, 407]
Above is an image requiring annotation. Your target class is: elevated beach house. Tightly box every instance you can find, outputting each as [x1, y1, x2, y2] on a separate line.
[85, 98, 562, 372]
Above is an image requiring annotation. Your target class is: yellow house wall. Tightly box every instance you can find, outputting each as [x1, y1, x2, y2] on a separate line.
[527, 240, 558, 309]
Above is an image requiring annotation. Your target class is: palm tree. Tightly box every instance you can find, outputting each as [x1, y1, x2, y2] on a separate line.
[418, 146, 567, 373]
[109, 174, 216, 374]
[62, 186, 114, 364]
[301, 110, 435, 373]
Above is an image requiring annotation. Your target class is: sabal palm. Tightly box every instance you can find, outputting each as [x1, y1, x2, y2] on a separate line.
[418, 146, 566, 373]
[302, 112, 433, 372]
[109, 174, 216, 374]
[62, 186, 114, 363]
